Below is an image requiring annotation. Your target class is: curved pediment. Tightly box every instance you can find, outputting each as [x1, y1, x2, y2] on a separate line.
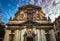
[18, 4, 41, 10]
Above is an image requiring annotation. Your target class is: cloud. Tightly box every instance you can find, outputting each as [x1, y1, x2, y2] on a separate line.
[1, 0, 60, 23]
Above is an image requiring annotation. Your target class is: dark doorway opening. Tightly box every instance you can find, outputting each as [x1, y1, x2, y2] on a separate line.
[45, 34, 51, 41]
[0, 28, 5, 41]
[27, 37, 33, 41]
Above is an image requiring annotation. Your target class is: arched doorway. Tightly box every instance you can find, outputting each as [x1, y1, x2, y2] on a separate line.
[24, 28, 36, 41]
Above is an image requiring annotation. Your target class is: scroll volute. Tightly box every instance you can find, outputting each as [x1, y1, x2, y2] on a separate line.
[38, 11, 45, 19]
[17, 10, 26, 20]
[20, 11, 24, 18]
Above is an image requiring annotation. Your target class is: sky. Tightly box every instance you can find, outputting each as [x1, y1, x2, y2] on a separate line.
[0, 0, 60, 24]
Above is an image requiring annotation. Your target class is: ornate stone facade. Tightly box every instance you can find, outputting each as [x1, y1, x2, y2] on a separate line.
[3, 4, 57, 41]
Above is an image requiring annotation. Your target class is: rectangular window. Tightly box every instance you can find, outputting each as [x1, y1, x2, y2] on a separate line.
[27, 13, 33, 20]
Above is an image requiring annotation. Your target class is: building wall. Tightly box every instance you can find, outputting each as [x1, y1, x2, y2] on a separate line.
[54, 16, 60, 41]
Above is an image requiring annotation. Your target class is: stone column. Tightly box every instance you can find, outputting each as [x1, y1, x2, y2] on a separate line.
[33, 28, 37, 34]
[33, 28, 37, 41]
[36, 29, 40, 41]
[4, 30, 11, 41]
[50, 30, 56, 41]
[19, 30, 21, 41]
[21, 28, 26, 41]
[41, 30, 46, 41]
[14, 30, 20, 41]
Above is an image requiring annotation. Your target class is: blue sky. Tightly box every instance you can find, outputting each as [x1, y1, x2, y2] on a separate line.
[0, 0, 60, 23]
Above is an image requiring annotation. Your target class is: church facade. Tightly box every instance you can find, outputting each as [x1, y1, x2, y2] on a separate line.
[3, 4, 57, 41]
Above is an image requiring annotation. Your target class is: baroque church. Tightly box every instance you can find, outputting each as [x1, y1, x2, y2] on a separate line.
[0, 4, 60, 41]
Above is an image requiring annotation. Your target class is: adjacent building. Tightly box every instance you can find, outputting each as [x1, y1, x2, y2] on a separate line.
[0, 22, 5, 41]
[53, 16, 60, 41]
